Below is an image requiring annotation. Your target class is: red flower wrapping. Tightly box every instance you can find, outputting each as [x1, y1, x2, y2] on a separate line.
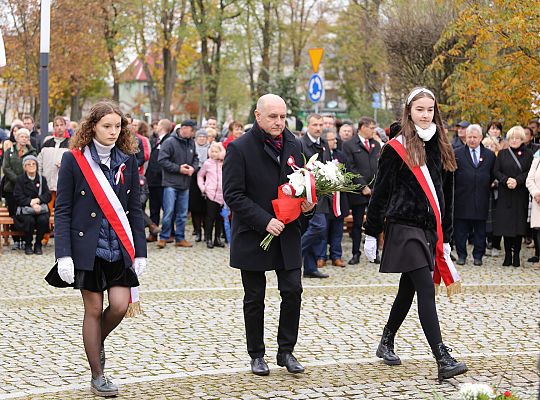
[272, 184, 304, 224]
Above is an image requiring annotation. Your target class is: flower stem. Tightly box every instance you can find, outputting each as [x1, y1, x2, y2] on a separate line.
[260, 233, 275, 251]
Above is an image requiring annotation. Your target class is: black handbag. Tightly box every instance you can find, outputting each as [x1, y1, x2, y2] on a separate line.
[16, 175, 49, 215]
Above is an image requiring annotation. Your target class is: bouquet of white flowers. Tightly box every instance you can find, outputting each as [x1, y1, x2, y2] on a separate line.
[260, 153, 360, 250]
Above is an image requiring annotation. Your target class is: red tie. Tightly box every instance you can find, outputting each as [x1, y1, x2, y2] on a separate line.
[364, 138, 370, 152]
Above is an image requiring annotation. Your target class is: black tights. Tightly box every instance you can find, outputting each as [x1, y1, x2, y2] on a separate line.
[81, 287, 130, 378]
[385, 266, 442, 350]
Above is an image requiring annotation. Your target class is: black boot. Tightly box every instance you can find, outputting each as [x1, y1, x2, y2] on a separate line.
[375, 326, 401, 365]
[206, 236, 214, 249]
[432, 343, 467, 382]
[512, 251, 520, 267]
[194, 231, 202, 242]
[214, 237, 225, 248]
[24, 242, 33, 255]
[502, 252, 512, 266]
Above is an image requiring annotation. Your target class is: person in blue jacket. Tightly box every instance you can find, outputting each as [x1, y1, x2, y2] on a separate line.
[45, 101, 147, 397]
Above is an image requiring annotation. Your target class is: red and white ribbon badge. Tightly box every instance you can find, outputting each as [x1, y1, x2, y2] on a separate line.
[115, 163, 126, 185]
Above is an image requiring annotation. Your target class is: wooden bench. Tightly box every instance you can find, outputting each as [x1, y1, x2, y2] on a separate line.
[0, 207, 54, 254]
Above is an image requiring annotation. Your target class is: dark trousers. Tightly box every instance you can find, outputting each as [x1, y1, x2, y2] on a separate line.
[301, 212, 327, 273]
[4, 192, 21, 243]
[350, 203, 367, 255]
[318, 217, 345, 261]
[148, 185, 164, 225]
[240, 268, 302, 359]
[386, 266, 442, 350]
[454, 218, 487, 261]
[22, 214, 50, 245]
[205, 199, 222, 240]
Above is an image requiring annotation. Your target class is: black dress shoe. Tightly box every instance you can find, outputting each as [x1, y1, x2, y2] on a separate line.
[372, 256, 381, 264]
[206, 239, 214, 249]
[456, 258, 466, 265]
[303, 270, 329, 278]
[348, 253, 360, 265]
[250, 357, 269, 376]
[213, 238, 225, 248]
[195, 232, 202, 242]
[277, 352, 304, 373]
[473, 259, 482, 266]
[24, 244, 33, 255]
[33, 243, 43, 255]
[527, 256, 539, 262]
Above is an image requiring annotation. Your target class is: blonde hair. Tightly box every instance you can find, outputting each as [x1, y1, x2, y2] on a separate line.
[506, 125, 526, 141]
[482, 136, 500, 152]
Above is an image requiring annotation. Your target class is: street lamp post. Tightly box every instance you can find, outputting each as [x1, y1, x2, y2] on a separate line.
[40, 0, 51, 138]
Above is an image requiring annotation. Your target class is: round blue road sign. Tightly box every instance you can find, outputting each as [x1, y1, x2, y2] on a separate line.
[308, 73, 323, 103]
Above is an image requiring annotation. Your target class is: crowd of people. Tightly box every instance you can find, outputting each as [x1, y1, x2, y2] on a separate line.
[2, 110, 540, 273]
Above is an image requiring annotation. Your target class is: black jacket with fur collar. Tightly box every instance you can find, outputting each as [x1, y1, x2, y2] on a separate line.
[364, 133, 454, 242]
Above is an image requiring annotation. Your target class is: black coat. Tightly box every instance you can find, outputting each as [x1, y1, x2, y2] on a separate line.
[54, 148, 147, 271]
[454, 144, 496, 220]
[342, 135, 381, 206]
[493, 145, 533, 237]
[364, 133, 454, 242]
[296, 133, 332, 213]
[13, 173, 52, 233]
[145, 133, 171, 187]
[223, 123, 308, 271]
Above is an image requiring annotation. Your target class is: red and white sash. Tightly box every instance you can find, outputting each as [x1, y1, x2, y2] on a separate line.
[72, 147, 140, 302]
[388, 135, 461, 294]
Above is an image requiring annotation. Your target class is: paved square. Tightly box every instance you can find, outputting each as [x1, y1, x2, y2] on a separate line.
[1, 239, 538, 399]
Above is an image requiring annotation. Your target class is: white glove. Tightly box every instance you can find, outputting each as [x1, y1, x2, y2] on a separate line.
[443, 243, 451, 258]
[133, 257, 147, 277]
[364, 235, 377, 262]
[57, 257, 75, 284]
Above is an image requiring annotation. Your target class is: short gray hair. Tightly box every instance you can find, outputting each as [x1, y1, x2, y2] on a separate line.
[466, 124, 483, 136]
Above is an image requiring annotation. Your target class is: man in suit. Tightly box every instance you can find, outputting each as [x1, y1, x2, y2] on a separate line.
[223, 94, 315, 376]
[453, 124, 496, 266]
[342, 116, 381, 265]
[297, 114, 331, 278]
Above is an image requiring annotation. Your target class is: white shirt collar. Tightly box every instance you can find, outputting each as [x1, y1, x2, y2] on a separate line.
[307, 132, 320, 144]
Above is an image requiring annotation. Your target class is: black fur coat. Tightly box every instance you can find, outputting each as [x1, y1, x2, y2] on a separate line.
[364, 133, 454, 242]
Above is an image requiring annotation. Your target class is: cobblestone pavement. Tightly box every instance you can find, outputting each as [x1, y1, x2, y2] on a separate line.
[1, 238, 539, 399]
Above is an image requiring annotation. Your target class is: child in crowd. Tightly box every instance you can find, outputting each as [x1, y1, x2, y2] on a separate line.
[197, 142, 225, 248]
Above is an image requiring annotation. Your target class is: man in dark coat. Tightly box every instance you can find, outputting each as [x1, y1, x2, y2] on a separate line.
[297, 114, 331, 278]
[157, 119, 199, 248]
[145, 118, 172, 241]
[342, 116, 381, 264]
[453, 124, 496, 266]
[223, 94, 315, 377]
[318, 130, 349, 267]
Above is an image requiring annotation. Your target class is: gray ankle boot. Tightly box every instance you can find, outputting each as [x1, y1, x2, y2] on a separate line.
[91, 374, 118, 397]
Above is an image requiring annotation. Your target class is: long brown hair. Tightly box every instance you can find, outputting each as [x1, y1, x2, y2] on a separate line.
[400, 88, 457, 172]
[70, 100, 139, 154]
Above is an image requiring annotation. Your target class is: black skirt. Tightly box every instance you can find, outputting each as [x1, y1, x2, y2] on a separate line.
[45, 257, 139, 293]
[379, 223, 437, 273]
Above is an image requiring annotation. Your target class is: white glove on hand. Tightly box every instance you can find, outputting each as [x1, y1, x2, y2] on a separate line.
[443, 243, 451, 258]
[57, 257, 75, 284]
[364, 235, 377, 262]
[133, 257, 147, 277]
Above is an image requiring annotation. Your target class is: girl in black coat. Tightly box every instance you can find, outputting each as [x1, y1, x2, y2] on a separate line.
[493, 126, 533, 267]
[363, 87, 467, 382]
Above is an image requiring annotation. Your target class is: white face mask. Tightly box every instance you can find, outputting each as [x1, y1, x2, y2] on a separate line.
[415, 123, 437, 141]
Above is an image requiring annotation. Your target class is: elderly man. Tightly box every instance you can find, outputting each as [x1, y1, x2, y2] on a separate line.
[157, 120, 199, 248]
[338, 123, 354, 143]
[223, 94, 315, 377]
[453, 124, 496, 265]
